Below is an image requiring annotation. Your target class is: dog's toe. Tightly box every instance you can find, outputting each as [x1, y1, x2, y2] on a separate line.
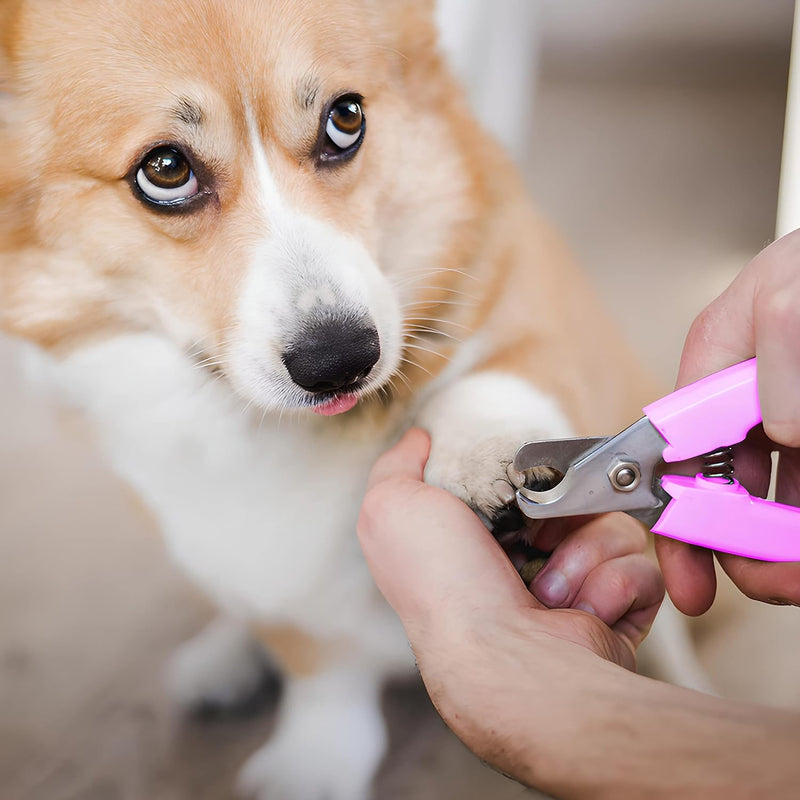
[488, 502, 525, 535]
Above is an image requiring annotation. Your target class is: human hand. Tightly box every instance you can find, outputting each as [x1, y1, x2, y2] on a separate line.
[657, 230, 800, 615]
[358, 428, 663, 785]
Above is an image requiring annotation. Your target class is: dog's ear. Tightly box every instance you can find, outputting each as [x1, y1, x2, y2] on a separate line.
[369, 0, 437, 50]
[371, 0, 452, 95]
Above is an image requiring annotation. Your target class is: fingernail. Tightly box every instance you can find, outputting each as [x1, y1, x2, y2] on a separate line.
[533, 569, 569, 607]
[574, 601, 597, 616]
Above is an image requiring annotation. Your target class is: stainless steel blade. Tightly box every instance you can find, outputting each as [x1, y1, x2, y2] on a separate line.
[514, 437, 610, 476]
[515, 417, 668, 522]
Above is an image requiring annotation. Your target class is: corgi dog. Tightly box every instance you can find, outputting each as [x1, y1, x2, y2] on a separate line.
[0, 0, 703, 797]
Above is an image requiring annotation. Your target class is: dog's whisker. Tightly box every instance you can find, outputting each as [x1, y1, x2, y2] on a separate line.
[390, 368, 413, 392]
[399, 286, 480, 302]
[392, 265, 481, 283]
[404, 316, 472, 332]
[402, 342, 450, 360]
[193, 357, 229, 370]
[403, 328, 463, 343]
[399, 356, 434, 377]
[407, 283, 477, 294]
[189, 369, 230, 399]
[381, 378, 397, 400]
[241, 400, 256, 418]
[193, 357, 228, 368]
[400, 298, 476, 310]
[185, 326, 238, 358]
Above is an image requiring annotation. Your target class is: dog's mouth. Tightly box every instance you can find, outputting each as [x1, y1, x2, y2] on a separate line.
[190, 347, 379, 416]
[305, 370, 385, 415]
[310, 391, 360, 416]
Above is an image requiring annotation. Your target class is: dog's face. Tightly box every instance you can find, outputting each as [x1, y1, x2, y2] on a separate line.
[0, 0, 480, 415]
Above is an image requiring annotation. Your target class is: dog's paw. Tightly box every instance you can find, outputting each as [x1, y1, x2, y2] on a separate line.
[238, 669, 386, 800]
[167, 617, 281, 719]
[416, 372, 574, 535]
[238, 742, 369, 800]
[237, 714, 380, 800]
[424, 433, 562, 534]
[423, 432, 525, 532]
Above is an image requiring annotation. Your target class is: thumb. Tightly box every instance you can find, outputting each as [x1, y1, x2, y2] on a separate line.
[366, 426, 431, 489]
[358, 429, 535, 634]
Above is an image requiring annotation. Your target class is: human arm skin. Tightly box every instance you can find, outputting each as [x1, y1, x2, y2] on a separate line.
[358, 429, 800, 799]
[656, 230, 800, 615]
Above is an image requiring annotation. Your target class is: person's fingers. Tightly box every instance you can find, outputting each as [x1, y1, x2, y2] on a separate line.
[676, 266, 756, 388]
[752, 238, 800, 447]
[530, 513, 647, 608]
[655, 536, 717, 616]
[359, 438, 536, 633]
[732, 433, 773, 500]
[676, 230, 800, 387]
[678, 230, 800, 443]
[365, 427, 431, 490]
[715, 553, 800, 606]
[529, 514, 597, 553]
[571, 553, 664, 650]
[776, 446, 800, 508]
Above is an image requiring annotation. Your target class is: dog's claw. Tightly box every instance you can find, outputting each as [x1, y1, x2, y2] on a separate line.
[492, 478, 517, 506]
[490, 503, 525, 535]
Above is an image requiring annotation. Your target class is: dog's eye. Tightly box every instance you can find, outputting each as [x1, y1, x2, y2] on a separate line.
[319, 96, 365, 163]
[326, 100, 363, 149]
[135, 147, 199, 204]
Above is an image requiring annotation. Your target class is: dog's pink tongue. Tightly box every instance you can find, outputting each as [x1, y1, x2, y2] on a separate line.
[313, 394, 359, 416]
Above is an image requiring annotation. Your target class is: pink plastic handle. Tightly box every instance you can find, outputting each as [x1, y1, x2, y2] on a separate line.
[644, 358, 760, 463]
[653, 475, 800, 562]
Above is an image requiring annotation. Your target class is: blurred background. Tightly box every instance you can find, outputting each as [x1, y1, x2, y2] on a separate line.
[2, 1, 800, 798]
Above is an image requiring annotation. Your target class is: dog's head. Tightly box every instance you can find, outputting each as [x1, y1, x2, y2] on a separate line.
[0, 0, 484, 415]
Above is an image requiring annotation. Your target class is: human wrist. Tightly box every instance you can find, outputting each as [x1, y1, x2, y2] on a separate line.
[413, 609, 635, 791]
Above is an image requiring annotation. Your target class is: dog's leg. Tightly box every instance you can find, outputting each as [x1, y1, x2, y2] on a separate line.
[237, 660, 386, 800]
[167, 615, 280, 718]
[416, 370, 574, 532]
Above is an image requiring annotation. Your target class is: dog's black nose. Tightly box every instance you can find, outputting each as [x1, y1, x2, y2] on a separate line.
[282, 322, 380, 393]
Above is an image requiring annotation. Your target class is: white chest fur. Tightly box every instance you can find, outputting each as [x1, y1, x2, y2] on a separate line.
[40, 334, 405, 659]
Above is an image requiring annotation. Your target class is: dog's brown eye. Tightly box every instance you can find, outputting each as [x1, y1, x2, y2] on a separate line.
[321, 96, 365, 161]
[328, 101, 363, 143]
[135, 146, 199, 204]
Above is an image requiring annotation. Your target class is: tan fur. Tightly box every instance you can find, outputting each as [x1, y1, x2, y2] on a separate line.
[254, 625, 352, 678]
[0, 0, 654, 682]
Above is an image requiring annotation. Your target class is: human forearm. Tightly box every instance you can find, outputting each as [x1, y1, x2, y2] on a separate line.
[496, 634, 800, 800]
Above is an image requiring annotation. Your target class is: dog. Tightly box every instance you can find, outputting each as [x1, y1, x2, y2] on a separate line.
[0, 1, 704, 797]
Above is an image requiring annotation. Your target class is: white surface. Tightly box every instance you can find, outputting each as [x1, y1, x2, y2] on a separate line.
[436, 0, 539, 165]
[778, 1, 800, 237]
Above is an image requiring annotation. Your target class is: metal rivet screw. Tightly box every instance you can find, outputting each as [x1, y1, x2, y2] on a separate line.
[609, 462, 641, 492]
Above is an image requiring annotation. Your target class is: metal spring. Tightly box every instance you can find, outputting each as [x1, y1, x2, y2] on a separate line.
[702, 446, 735, 483]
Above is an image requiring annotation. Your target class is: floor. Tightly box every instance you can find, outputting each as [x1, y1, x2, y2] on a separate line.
[2, 26, 800, 800]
